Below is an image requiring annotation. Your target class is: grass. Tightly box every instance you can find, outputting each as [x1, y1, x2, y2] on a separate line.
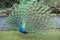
[0, 29, 60, 40]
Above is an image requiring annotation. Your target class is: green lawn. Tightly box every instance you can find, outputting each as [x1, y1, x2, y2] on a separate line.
[0, 29, 60, 40]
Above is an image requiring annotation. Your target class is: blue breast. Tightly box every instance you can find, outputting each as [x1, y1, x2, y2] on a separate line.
[19, 22, 25, 33]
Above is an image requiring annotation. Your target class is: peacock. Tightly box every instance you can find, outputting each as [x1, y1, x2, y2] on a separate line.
[5, 0, 60, 33]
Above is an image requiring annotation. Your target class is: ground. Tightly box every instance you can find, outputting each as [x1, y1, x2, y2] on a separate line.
[0, 29, 60, 40]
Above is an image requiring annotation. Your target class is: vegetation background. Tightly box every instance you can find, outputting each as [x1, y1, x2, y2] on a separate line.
[0, 0, 60, 40]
